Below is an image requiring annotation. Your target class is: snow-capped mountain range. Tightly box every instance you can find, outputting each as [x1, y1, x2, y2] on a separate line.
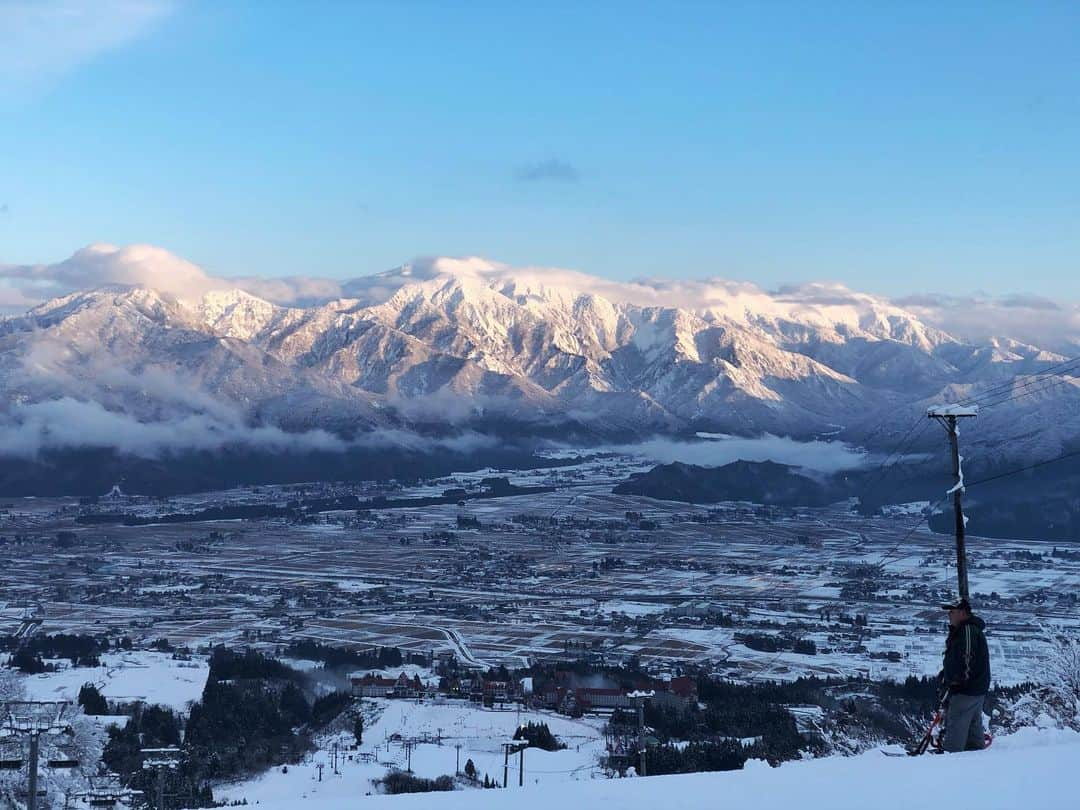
[0, 248, 1077, 461]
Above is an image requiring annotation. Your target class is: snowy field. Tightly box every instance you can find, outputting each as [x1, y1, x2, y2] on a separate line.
[207, 726, 1080, 810]
[21, 651, 209, 711]
[217, 698, 607, 805]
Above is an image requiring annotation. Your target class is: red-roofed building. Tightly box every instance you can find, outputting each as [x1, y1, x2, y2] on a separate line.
[349, 671, 426, 698]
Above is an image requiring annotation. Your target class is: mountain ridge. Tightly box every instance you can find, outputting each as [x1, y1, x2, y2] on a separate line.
[0, 258, 1077, 467]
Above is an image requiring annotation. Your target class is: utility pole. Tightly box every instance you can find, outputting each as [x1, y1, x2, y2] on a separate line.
[927, 406, 978, 599]
[454, 743, 461, 775]
[2, 700, 70, 810]
[403, 740, 414, 773]
[141, 747, 181, 809]
[518, 744, 525, 787]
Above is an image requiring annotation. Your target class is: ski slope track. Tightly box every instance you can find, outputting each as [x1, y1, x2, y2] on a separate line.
[218, 727, 1077, 810]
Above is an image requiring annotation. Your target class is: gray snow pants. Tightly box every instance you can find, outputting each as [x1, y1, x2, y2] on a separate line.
[942, 692, 986, 752]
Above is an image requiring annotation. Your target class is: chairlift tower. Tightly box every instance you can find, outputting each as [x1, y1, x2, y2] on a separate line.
[70, 775, 142, 808]
[141, 747, 181, 809]
[1, 701, 71, 810]
[500, 739, 527, 787]
[927, 405, 978, 599]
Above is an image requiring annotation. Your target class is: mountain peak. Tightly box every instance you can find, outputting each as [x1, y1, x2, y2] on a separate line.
[193, 288, 282, 342]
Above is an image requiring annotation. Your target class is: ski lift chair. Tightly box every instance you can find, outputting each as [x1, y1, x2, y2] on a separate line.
[0, 741, 22, 770]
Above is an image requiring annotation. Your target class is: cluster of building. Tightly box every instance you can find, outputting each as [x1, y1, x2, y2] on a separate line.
[347, 665, 699, 717]
[538, 672, 698, 714]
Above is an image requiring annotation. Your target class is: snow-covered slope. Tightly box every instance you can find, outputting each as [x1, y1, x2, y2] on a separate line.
[204, 726, 1078, 810]
[1, 254, 1077, 455]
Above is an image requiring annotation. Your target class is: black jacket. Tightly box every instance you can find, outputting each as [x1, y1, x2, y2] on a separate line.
[943, 614, 991, 696]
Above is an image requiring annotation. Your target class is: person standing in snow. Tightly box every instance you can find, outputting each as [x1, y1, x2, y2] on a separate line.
[939, 597, 991, 752]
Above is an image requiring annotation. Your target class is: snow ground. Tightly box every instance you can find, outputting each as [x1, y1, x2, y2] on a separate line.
[21, 651, 209, 711]
[209, 726, 1079, 810]
[597, 600, 670, 617]
[216, 698, 607, 806]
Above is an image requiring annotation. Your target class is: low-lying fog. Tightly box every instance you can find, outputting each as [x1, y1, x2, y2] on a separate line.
[605, 434, 870, 473]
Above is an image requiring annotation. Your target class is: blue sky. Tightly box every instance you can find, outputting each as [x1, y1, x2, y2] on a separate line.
[2, 0, 1079, 297]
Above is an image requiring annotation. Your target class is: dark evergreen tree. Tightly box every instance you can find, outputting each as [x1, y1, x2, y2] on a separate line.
[11, 648, 46, 674]
[102, 704, 202, 806]
[280, 682, 312, 726]
[377, 646, 403, 668]
[380, 771, 454, 794]
[310, 691, 351, 727]
[78, 682, 108, 715]
[513, 721, 565, 751]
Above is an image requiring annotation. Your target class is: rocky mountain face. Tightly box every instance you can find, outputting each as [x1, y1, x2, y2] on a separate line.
[0, 263, 1077, 463]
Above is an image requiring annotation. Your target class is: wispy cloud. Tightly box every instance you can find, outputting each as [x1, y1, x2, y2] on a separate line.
[515, 158, 580, 184]
[0, 338, 502, 459]
[0, 0, 175, 99]
[0, 242, 223, 305]
[608, 435, 870, 473]
[895, 292, 1080, 353]
[0, 242, 349, 312]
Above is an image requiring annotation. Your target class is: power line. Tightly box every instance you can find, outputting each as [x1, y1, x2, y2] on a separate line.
[965, 448, 1080, 489]
[976, 374, 1080, 410]
[754, 370, 1080, 677]
[856, 418, 931, 505]
[827, 357, 1079, 514]
[959, 359, 1080, 410]
[852, 362, 1076, 503]
[873, 446, 1080, 573]
[872, 496, 948, 571]
[958, 355, 1080, 407]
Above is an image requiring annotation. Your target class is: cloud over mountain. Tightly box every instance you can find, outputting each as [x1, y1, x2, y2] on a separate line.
[896, 293, 1080, 354]
[3, 244, 1079, 356]
[0, 242, 1078, 475]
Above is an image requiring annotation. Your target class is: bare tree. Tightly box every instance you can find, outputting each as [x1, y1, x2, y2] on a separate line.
[1006, 630, 1080, 732]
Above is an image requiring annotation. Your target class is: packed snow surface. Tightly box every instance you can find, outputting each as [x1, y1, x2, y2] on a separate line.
[216, 698, 606, 807]
[21, 651, 209, 711]
[211, 726, 1078, 810]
